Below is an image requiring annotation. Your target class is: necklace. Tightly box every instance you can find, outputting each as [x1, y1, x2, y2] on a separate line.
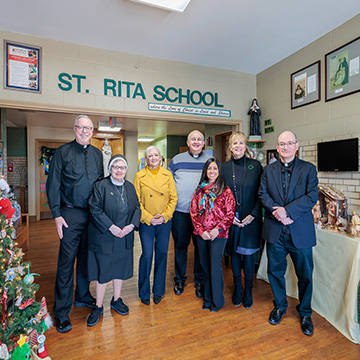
[232, 158, 246, 207]
[115, 185, 125, 203]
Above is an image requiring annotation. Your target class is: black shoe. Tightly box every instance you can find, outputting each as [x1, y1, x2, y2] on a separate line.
[55, 316, 72, 333]
[87, 306, 103, 327]
[174, 282, 184, 295]
[141, 298, 150, 305]
[74, 296, 97, 309]
[243, 287, 253, 309]
[300, 316, 314, 336]
[195, 284, 203, 298]
[269, 308, 286, 325]
[110, 297, 129, 315]
[153, 296, 162, 304]
[232, 285, 242, 307]
[202, 304, 210, 310]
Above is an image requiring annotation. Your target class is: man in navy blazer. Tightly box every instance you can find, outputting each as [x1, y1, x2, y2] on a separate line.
[259, 131, 318, 336]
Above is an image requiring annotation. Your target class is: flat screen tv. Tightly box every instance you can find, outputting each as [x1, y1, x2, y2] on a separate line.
[317, 138, 359, 172]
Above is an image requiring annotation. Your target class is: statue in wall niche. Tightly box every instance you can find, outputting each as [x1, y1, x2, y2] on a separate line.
[102, 139, 112, 177]
[248, 98, 261, 137]
[350, 211, 360, 237]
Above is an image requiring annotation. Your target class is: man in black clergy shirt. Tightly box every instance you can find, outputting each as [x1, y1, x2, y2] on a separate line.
[47, 115, 103, 333]
[258, 131, 318, 336]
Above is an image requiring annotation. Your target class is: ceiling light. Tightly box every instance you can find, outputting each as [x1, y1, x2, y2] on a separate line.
[129, 0, 191, 13]
[138, 137, 155, 142]
[98, 117, 122, 132]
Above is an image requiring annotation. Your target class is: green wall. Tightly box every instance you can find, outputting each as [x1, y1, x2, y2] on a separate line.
[7, 128, 27, 157]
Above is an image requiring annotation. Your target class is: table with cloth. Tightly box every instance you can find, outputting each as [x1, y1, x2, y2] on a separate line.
[257, 228, 360, 344]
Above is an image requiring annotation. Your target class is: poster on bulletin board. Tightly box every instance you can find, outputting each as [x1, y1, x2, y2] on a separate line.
[4, 40, 41, 93]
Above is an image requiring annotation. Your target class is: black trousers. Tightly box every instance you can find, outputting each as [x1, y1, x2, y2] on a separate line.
[267, 234, 314, 317]
[172, 211, 203, 285]
[53, 206, 92, 318]
[196, 235, 227, 311]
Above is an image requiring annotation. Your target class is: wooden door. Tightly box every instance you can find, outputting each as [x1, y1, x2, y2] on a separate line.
[36, 140, 66, 220]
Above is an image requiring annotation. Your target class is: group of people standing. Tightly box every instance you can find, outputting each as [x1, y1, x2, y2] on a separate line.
[47, 115, 318, 338]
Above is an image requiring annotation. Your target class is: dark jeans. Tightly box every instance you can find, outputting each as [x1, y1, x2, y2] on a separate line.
[267, 234, 314, 316]
[53, 207, 92, 318]
[196, 235, 227, 311]
[172, 211, 203, 285]
[138, 221, 172, 300]
[231, 252, 256, 286]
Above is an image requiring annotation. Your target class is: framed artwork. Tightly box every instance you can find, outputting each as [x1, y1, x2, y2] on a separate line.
[291, 61, 320, 109]
[325, 36, 360, 102]
[4, 40, 41, 93]
[266, 149, 278, 165]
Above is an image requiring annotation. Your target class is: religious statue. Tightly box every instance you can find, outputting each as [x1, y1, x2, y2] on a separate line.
[248, 98, 261, 136]
[102, 139, 112, 177]
[312, 200, 321, 229]
[350, 211, 360, 237]
[325, 198, 337, 227]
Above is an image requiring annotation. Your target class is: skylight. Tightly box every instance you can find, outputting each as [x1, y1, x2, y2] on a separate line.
[130, 0, 192, 13]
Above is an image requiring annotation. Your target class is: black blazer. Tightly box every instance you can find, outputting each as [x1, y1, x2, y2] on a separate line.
[88, 177, 140, 255]
[222, 157, 262, 251]
[258, 157, 318, 249]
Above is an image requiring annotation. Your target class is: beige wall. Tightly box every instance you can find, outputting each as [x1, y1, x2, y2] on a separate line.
[1, 30, 256, 216]
[257, 14, 360, 212]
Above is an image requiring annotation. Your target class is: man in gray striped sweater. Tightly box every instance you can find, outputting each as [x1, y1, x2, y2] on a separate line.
[169, 130, 212, 297]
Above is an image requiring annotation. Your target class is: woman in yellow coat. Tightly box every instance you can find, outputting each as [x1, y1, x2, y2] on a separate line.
[134, 146, 178, 305]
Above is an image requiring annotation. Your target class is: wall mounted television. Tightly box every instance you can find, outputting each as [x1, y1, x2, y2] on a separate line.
[317, 138, 359, 172]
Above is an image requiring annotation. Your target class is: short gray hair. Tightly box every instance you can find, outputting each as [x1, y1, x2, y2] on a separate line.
[145, 145, 161, 160]
[74, 115, 94, 128]
[187, 130, 205, 142]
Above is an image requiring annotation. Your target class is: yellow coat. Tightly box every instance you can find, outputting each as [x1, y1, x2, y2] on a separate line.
[134, 165, 178, 225]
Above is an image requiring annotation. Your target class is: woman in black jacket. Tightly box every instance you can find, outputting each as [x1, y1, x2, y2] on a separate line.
[86, 154, 140, 326]
[221, 132, 262, 309]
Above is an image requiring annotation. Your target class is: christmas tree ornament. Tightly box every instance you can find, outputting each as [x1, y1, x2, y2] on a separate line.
[18, 298, 35, 310]
[24, 271, 40, 285]
[5, 249, 14, 265]
[5, 268, 15, 281]
[0, 343, 9, 360]
[1, 288, 8, 330]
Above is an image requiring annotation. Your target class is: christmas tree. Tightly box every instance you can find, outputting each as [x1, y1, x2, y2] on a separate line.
[0, 184, 52, 359]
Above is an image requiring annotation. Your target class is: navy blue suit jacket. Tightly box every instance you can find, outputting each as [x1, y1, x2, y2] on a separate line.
[258, 157, 318, 249]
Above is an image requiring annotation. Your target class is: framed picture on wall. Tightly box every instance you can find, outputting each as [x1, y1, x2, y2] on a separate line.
[291, 61, 320, 109]
[266, 149, 278, 165]
[325, 36, 360, 102]
[4, 40, 41, 93]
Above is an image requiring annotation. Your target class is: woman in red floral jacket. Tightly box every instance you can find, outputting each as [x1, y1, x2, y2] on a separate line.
[190, 157, 235, 312]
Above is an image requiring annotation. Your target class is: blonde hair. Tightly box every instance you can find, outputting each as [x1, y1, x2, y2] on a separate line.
[226, 131, 254, 161]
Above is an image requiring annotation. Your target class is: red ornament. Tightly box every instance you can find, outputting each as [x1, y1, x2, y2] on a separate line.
[0, 199, 15, 219]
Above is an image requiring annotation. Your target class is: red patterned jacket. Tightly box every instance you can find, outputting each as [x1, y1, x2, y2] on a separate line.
[190, 186, 235, 238]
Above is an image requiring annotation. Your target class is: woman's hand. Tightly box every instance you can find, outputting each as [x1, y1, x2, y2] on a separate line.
[150, 214, 164, 226]
[233, 216, 242, 227]
[109, 224, 124, 238]
[240, 214, 255, 227]
[122, 224, 135, 236]
[201, 231, 211, 240]
[209, 228, 219, 240]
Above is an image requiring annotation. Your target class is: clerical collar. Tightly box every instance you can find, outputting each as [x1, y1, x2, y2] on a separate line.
[110, 176, 124, 186]
[188, 151, 203, 158]
[280, 158, 295, 168]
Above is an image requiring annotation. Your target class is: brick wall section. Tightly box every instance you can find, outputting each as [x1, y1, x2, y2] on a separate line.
[300, 138, 360, 214]
[7, 156, 28, 213]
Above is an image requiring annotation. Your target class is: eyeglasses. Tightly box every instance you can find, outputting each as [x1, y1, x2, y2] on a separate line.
[112, 165, 127, 170]
[278, 141, 297, 148]
[74, 125, 93, 131]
